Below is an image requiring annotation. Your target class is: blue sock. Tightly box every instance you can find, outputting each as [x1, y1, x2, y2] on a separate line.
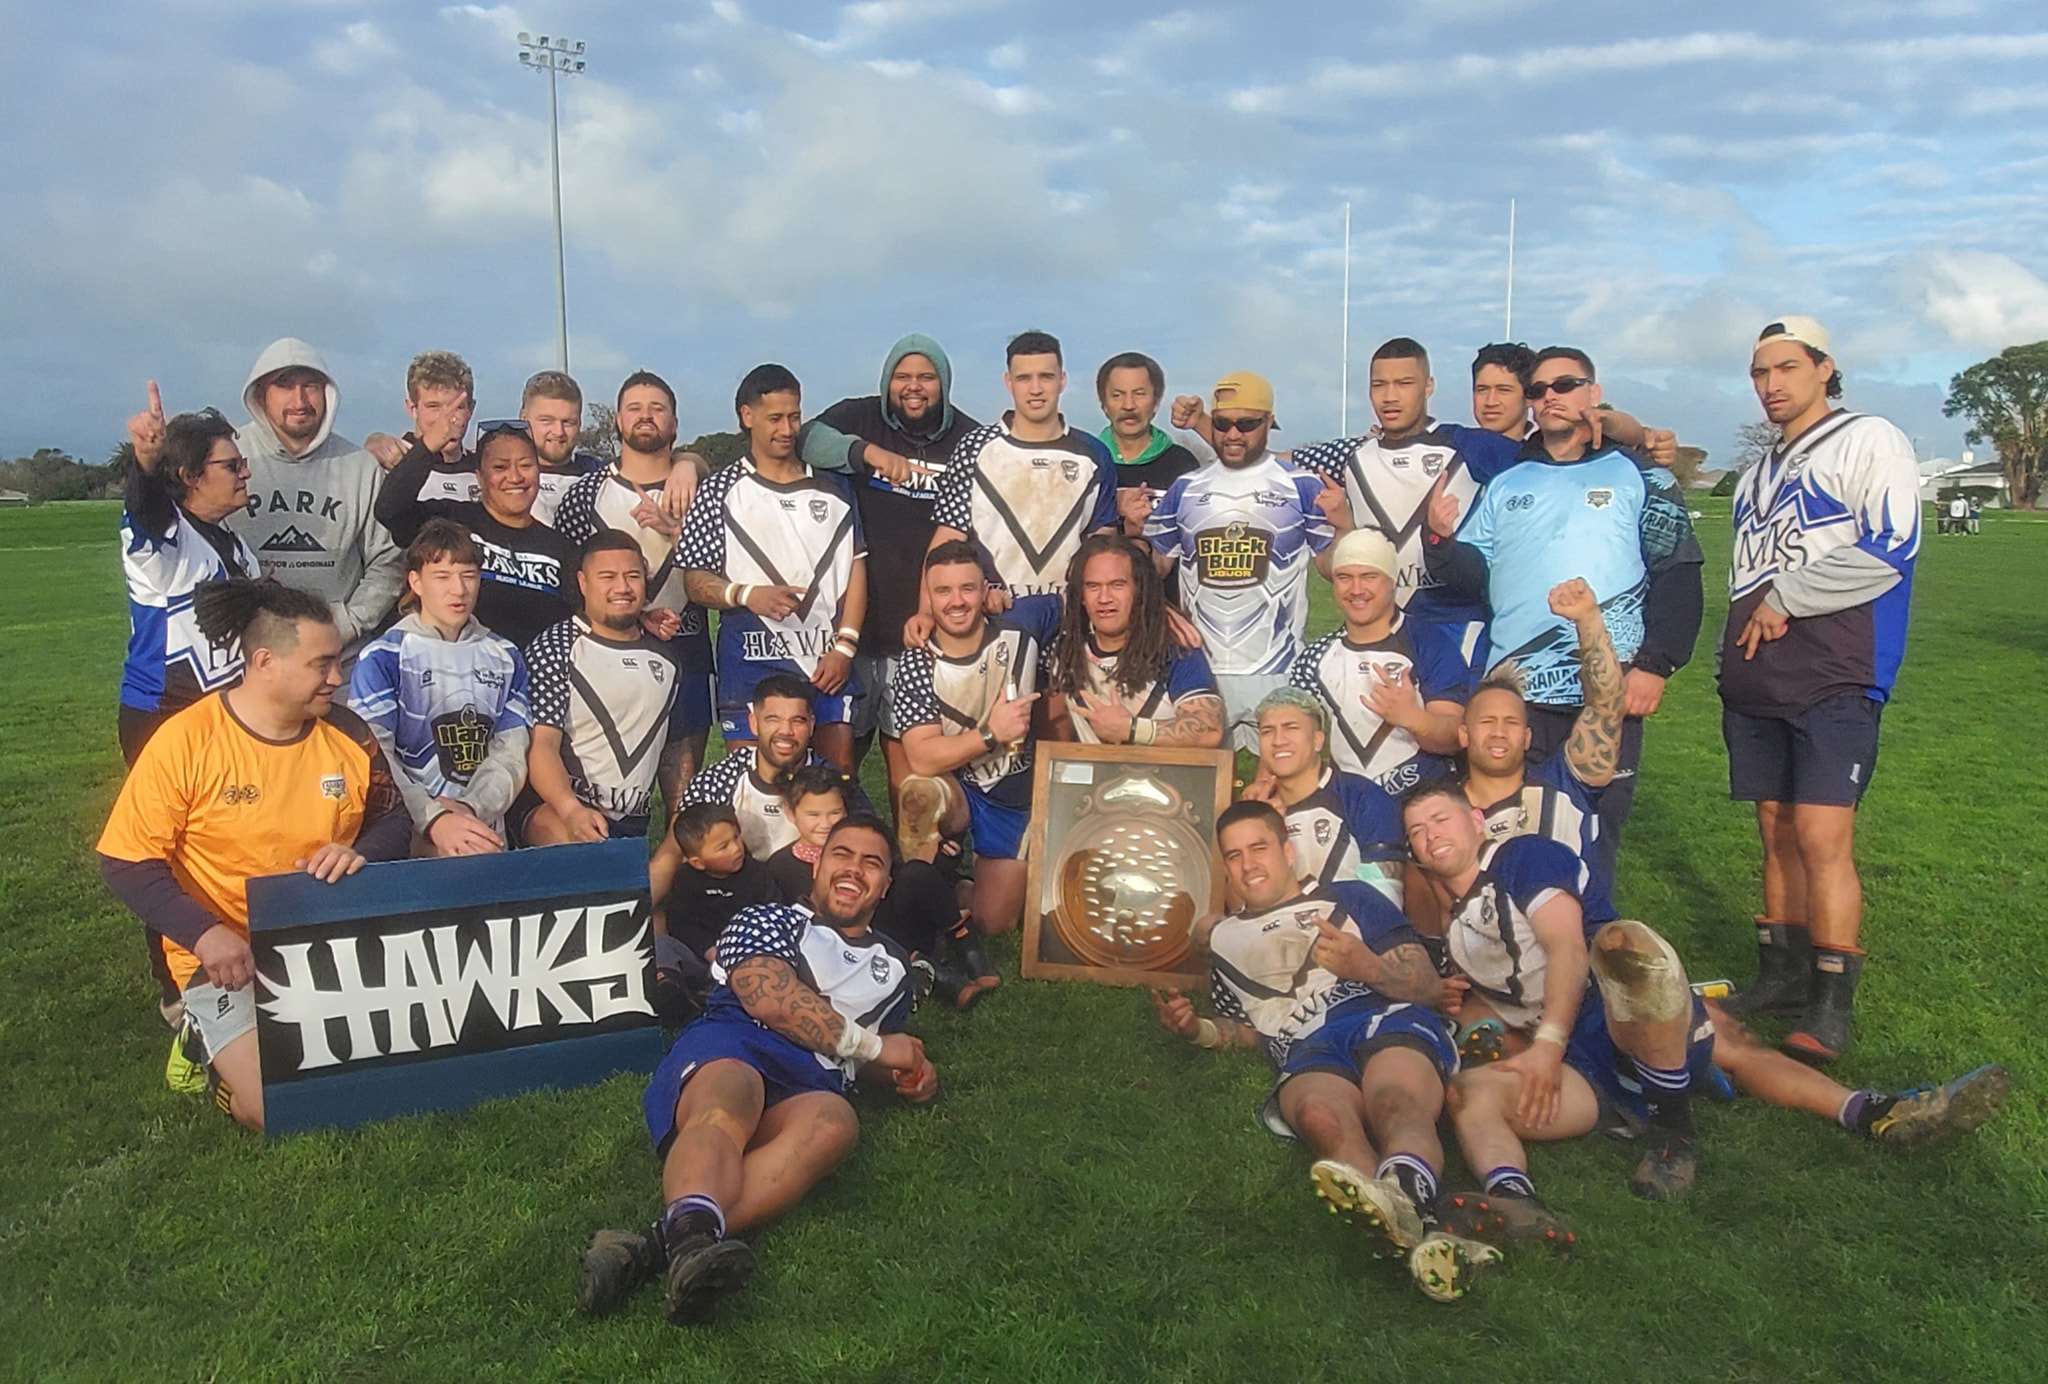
[1377, 1154, 1438, 1214]
[1483, 1166, 1537, 1199]
[658, 1193, 726, 1253]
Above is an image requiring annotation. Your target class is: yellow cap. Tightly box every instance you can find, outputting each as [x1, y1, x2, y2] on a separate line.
[1755, 315, 1831, 356]
[1211, 371, 1277, 421]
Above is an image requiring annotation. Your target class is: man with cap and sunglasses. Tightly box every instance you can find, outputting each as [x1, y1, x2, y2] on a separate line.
[1420, 347, 1703, 889]
[1716, 317, 1921, 1063]
[1143, 372, 1335, 752]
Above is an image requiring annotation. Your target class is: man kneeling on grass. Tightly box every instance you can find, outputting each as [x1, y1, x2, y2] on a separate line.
[577, 813, 937, 1324]
[1150, 801, 1499, 1302]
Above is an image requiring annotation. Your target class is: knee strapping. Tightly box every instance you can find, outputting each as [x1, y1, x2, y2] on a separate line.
[681, 1105, 754, 1153]
[1589, 920, 1689, 1024]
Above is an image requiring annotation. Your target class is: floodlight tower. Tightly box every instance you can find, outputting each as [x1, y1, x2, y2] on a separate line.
[517, 33, 586, 372]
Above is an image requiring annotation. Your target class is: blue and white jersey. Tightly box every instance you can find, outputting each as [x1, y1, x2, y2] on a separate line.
[684, 744, 850, 860]
[1456, 448, 1694, 706]
[346, 618, 531, 802]
[1720, 411, 1920, 716]
[533, 454, 602, 527]
[119, 506, 259, 714]
[1289, 615, 1473, 792]
[893, 596, 1062, 807]
[932, 420, 1117, 597]
[677, 459, 864, 680]
[1283, 767, 1407, 903]
[1446, 834, 1590, 1029]
[555, 461, 705, 637]
[707, 902, 918, 1081]
[1144, 455, 1334, 676]
[1060, 638, 1221, 746]
[1472, 752, 1612, 926]
[1207, 881, 1425, 1070]
[1292, 422, 1520, 626]
[526, 616, 678, 822]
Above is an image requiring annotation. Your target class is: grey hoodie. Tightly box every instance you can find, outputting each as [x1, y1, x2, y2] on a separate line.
[232, 338, 403, 654]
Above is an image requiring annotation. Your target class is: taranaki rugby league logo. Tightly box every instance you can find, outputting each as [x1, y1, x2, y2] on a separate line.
[1421, 451, 1447, 477]
[809, 497, 829, 523]
[1060, 458, 1080, 482]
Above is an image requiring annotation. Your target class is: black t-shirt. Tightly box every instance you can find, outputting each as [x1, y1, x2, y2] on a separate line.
[662, 853, 779, 957]
[810, 395, 982, 655]
[871, 858, 961, 957]
[763, 843, 817, 904]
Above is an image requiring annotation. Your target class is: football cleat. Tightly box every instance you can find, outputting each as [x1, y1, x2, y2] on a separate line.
[164, 1023, 206, 1096]
[1629, 1133, 1699, 1202]
[1407, 1231, 1502, 1303]
[1440, 1190, 1577, 1256]
[1310, 1159, 1426, 1255]
[663, 1235, 756, 1325]
[1868, 1064, 2010, 1149]
[576, 1228, 665, 1316]
[1457, 1018, 1506, 1067]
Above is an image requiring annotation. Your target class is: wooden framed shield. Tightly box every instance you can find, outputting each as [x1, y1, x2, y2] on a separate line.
[1020, 742, 1233, 989]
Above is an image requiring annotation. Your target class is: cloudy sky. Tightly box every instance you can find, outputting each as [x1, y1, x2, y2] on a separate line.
[7, 0, 2047, 463]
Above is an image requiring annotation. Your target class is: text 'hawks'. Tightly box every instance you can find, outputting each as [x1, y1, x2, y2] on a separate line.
[258, 901, 652, 1072]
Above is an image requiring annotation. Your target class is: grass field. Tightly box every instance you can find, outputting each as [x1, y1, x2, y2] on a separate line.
[3, 498, 2043, 1382]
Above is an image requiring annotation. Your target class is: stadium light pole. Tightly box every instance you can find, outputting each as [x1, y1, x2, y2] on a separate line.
[1339, 201, 1352, 437]
[517, 33, 586, 373]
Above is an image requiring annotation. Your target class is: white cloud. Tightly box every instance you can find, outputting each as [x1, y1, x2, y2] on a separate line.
[1898, 251, 2048, 350]
[312, 21, 397, 76]
[988, 40, 1025, 69]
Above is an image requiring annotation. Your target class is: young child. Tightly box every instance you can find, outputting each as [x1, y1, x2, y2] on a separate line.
[763, 766, 854, 903]
[654, 802, 776, 1019]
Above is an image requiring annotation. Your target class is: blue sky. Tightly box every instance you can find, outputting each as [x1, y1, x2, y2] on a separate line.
[6, 0, 2047, 463]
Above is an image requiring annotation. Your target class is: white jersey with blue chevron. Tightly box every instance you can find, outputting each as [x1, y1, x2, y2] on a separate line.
[1143, 455, 1334, 676]
[1206, 881, 1427, 1069]
[119, 507, 259, 713]
[932, 420, 1118, 597]
[1289, 615, 1472, 792]
[708, 902, 917, 1081]
[554, 460, 703, 634]
[1456, 448, 1694, 706]
[525, 616, 678, 821]
[1284, 767, 1407, 901]
[677, 459, 864, 676]
[533, 455, 601, 527]
[1064, 639, 1221, 745]
[684, 744, 845, 860]
[1291, 422, 1521, 625]
[1473, 752, 1613, 925]
[346, 615, 531, 802]
[893, 596, 1061, 807]
[1446, 834, 1590, 1029]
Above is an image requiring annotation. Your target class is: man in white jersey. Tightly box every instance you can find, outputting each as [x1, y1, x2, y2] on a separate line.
[1717, 317, 1922, 1063]
[1150, 801, 1494, 1302]
[1041, 533, 1223, 748]
[1240, 688, 1406, 904]
[516, 532, 678, 845]
[1144, 371, 1334, 751]
[347, 519, 531, 855]
[555, 370, 712, 800]
[927, 329, 1118, 605]
[1290, 528, 1469, 794]
[671, 672, 848, 862]
[681, 365, 868, 773]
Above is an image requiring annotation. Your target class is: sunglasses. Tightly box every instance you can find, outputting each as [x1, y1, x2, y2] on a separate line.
[1524, 376, 1593, 400]
[475, 418, 533, 438]
[1211, 414, 1270, 434]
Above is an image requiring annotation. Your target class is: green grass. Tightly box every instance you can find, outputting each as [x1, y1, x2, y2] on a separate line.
[3, 499, 2043, 1381]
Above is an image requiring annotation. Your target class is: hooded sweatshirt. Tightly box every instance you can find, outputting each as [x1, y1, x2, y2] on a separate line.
[232, 338, 404, 655]
[794, 333, 982, 655]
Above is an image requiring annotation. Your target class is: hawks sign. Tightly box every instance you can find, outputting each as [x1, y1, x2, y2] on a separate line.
[245, 839, 663, 1137]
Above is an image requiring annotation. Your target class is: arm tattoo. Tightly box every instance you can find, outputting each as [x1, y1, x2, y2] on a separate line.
[1358, 941, 1444, 1005]
[683, 569, 731, 609]
[1156, 695, 1223, 748]
[1565, 616, 1625, 784]
[727, 955, 848, 1055]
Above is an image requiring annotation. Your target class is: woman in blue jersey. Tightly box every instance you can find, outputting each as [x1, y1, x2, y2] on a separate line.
[117, 386, 259, 765]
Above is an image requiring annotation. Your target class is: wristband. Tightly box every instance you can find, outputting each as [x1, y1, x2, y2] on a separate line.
[721, 582, 739, 607]
[836, 625, 861, 645]
[832, 637, 857, 659]
[735, 584, 754, 609]
[834, 1020, 885, 1064]
[1131, 717, 1158, 746]
[1533, 1022, 1569, 1048]
[1193, 1018, 1225, 1049]
[980, 728, 998, 754]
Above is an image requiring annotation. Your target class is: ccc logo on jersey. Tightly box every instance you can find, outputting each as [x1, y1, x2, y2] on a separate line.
[1192, 522, 1272, 587]
[220, 783, 261, 806]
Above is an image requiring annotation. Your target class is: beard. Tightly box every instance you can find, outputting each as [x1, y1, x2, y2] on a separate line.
[593, 609, 641, 633]
[622, 423, 677, 457]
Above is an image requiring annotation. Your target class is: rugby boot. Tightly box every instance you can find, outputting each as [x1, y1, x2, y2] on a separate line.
[1440, 1189, 1577, 1257]
[1456, 1018, 1506, 1067]
[1783, 947, 1863, 1064]
[1629, 1133, 1699, 1202]
[663, 1234, 756, 1325]
[164, 1021, 207, 1096]
[1407, 1231, 1502, 1303]
[896, 775, 951, 864]
[1310, 1159, 1426, 1255]
[1865, 1064, 2011, 1149]
[577, 1227, 665, 1316]
[952, 925, 1002, 999]
[1720, 919, 1812, 1019]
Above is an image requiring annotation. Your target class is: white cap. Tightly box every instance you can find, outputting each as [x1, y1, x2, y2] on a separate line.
[1330, 527, 1398, 577]
[1755, 315, 1831, 356]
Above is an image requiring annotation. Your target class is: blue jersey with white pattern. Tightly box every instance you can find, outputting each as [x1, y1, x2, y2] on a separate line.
[1456, 448, 1693, 706]
[347, 622, 531, 799]
[1446, 834, 1587, 1029]
[1473, 751, 1611, 925]
[704, 901, 918, 1081]
[893, 596, 1062, 807]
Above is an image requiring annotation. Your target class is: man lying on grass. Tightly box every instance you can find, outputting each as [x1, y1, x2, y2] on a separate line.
[1400, 783, 2011, 1248]
[577, 813, 937, 1324]
[1150, 801, 1500, 1303]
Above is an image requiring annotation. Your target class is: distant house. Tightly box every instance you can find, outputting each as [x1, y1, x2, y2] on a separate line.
[0, 489, 28, 508]
[1688, 469, 1727, 492]
[1918, 456, 2008, 505]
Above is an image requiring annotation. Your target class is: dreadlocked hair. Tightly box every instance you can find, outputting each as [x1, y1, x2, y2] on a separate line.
[193, 577, 332, 655]
[1049, 533, 1173, 699]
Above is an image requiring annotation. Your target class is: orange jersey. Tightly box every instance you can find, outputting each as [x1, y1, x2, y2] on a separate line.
[97, 693, 401, 987]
